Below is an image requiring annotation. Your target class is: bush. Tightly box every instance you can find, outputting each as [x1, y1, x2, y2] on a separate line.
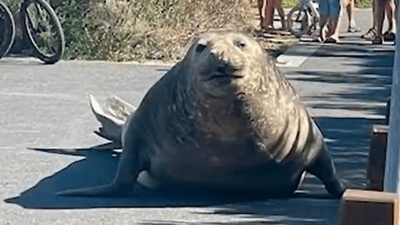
[47, 0, 255, 62]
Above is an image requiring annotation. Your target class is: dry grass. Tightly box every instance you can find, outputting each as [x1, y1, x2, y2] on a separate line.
[51, 0, 258, 62]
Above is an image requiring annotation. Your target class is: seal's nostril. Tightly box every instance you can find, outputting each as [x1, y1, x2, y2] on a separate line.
[196, 38, 209, 53]
[217, 66, 226, 74]
[196, 44, 207, 53]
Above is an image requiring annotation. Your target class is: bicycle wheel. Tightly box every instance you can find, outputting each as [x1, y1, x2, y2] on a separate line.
[21, 0, 65, 64]
[0, 0, 15, 59]
[286, 4, 311, 38]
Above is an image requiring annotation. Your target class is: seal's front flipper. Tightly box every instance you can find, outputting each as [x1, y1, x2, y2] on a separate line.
[89, 95, 124, 145]
[57, 128, 147, 198]
[306, 147, 346, 199]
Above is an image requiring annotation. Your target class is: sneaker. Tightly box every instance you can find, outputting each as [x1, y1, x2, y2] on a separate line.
[361, 28, 376, 40]
[383, 30, 396, 41]
[372, 37, 383, 45]
[348, 26, 361, 33]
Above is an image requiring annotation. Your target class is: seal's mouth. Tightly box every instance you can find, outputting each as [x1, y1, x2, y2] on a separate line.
[206, 65, 244, 82]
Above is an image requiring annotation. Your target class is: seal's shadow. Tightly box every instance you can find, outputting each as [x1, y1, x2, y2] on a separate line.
[4, 116, 377, 211]
[4, 144, 261, 209]
[6, 144, 324, 210]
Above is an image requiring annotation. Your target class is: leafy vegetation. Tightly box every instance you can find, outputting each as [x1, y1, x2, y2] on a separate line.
[38, 0, 255, 62]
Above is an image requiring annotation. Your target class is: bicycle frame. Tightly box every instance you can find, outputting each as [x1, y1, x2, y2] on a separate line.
[300, 0, 320, 21]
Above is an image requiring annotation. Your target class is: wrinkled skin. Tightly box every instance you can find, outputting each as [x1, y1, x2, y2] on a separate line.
[57, 30, 345, 198]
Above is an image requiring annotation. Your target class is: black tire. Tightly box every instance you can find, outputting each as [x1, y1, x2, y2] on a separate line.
[0, 0, 15, 58]
[286, 4, 311, 38]
[20, 0, 64, 64]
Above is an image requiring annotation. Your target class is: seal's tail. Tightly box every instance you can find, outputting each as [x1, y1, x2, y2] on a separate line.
[89, 95, 130, 146]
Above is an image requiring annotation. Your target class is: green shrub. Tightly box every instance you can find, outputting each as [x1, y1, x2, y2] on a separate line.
[7, 0, 20, 12]
[355, 0, 372, 8]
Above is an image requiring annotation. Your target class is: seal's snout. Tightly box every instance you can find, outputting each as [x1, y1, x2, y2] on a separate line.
[193, 33, 255, 91]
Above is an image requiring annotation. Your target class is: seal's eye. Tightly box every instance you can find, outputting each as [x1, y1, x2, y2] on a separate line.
[234, 39, 246, 49]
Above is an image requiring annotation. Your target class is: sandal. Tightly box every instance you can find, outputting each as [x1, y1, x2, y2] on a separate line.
[324, 37, 338, 43]
[311, 37, 324, 43]
[361, 27, 376, 40]
[383, 30, 396, 41]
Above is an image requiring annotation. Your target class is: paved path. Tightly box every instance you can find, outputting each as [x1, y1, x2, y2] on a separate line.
[0, 8, 396, 225]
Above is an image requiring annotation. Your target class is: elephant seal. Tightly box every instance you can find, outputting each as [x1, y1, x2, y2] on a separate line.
[57, 30, 345, 198]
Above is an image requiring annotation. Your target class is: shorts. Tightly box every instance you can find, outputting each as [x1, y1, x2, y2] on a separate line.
[374, 0, 398, 4]
[319, 0, 342, 18]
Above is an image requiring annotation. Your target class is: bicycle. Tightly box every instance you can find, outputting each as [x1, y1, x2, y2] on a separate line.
[286, 0, 320, 38]
[0, 0, 65, 64]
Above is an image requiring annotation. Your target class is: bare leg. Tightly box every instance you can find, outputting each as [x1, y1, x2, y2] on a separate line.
[361, 1, 377, 39]
[319, 14, 330, 41]
[322, 0, 342, 42]
[257, 0, 265, 28]
[382, 0, 397, 41]
[373, 0, 377, 28]
[374, 0, 386, 43]
[347, 0, 354, 27]
[346, 0, 361, 31]
[274, 0, 286, 30]
[385, 0, 396, 31]
[327, 16, 342, 40]
[263, 0, 275, 29]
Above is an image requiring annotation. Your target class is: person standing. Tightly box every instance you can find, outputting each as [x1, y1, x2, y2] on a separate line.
[318, 0, 343, 42]
[343, 0, 362, 32]
[361, 0, 397, 43]
[372, 0, 397, 44]
[257, 0, 286, 30]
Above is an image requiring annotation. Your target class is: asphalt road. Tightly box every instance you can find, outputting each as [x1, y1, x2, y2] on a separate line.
[0, 9, 396, 225]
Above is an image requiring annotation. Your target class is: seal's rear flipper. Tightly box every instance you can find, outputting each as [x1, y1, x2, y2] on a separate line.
[89, 95, 124, 145]
[106, 95, 136, 121]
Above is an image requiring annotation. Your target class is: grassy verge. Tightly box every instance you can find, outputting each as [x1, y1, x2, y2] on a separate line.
[47, 0, 257, 62]
[7, 0, 299, 62]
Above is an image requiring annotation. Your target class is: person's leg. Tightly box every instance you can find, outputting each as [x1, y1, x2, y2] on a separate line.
[383, 0, 397, 40]
[325, 0, 342, 41]
[343, 0, 351, 25]
[373, 0, 387, 44]
[361, 0, 378, 38]
[257, 0, 265, 28]
[263, 0, 275, 29]
[274, 0, 286, 30]
[326, 17, 342, 40]
[385, 0, 396, 30]
[383, 0, 396, 34]
[319, 0, 330, 41]
[346, 0, 361, 31]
